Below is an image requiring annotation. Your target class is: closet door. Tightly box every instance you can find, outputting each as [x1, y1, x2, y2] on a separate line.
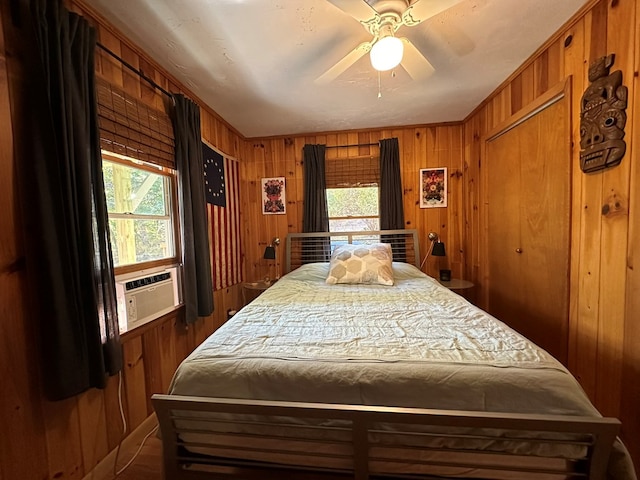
[486, 90, 570, 364]
[487, 133, 523, 328]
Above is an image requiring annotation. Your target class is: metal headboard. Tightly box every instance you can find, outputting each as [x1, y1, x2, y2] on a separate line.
[285, 229, 420, 273]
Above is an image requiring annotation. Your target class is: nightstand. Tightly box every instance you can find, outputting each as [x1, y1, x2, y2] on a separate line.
[438, 278, 474, 291]
[438, 278, 475, 303]
[242, 280, 274, 305]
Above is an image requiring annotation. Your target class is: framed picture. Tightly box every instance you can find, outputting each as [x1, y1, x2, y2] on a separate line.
[420, 168, 447, 208]
[262, 177, 286, 215]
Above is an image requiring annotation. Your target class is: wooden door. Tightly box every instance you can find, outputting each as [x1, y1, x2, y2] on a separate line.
[486, 89, 571, 364]
[487, 132, 523, 328]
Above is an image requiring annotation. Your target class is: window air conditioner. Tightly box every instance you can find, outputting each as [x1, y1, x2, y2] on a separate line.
[115, 268, 181, 331]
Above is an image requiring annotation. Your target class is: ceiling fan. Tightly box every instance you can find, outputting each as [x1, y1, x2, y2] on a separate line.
[316, 0, 464, 84]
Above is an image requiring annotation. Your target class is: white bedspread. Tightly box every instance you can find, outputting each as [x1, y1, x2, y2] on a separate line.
[168, 262, 636, 479]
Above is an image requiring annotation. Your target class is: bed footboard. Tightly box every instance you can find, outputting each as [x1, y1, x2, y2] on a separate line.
[151, 394, 619, 480]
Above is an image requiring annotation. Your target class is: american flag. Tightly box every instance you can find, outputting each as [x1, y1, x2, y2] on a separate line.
[205, 146, 242, 290]
[203, 143, 226, 207]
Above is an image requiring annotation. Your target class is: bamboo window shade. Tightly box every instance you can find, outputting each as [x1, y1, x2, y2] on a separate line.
[95, 77, 175, 168]
[325, 156, 380, 188]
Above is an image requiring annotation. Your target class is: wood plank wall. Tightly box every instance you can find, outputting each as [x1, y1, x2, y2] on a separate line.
[76, 0, 639, 473]
[240, 126, 465, 285]
[463, 0, 639, 470]
[1, 0, 638, 478]
[0, 1, 244, 479]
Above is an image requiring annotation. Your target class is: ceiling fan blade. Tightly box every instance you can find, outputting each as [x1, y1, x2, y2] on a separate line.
[400, 38, 435, 81]
[315, 42, 373, 85]
[402, 0, 464, 26]
[326, 0, 379, 25]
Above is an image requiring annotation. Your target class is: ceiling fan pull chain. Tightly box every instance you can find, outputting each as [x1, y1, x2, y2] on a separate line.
[378, 70, 382, 98]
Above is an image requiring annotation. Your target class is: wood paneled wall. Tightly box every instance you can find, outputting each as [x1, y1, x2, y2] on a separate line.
[463, 0, 639, 470]
[0, 1, 244, 479]
[1, 0, 638, 478]
[217, 6, 640, 473]
[240, 126, 466, 284]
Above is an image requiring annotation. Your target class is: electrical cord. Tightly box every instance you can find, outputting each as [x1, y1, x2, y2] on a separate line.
[114, 424, 158, 477]
[112, 371, 159, 477]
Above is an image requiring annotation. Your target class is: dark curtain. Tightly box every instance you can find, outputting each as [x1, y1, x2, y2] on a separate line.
[18, 0, 122, 400]
[379, 138, 406, 261]
[302, 144, 330, 262]
[171, 95, 214, 324]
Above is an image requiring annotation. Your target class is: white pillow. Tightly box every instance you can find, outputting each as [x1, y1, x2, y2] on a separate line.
[325, 243, 394, 285]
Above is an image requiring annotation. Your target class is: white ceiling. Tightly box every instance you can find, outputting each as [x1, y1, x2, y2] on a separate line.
[84, 0, 588, 138]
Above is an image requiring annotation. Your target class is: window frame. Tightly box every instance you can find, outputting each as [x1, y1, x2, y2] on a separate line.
[325, 185, 380, 233]
[102, 151, 181, 276]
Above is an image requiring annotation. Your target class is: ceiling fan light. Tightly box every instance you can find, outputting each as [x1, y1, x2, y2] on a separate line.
[370, 35, 404, 71]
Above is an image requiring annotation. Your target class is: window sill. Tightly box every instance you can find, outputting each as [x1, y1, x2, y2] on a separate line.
[119, 304, 184, 341]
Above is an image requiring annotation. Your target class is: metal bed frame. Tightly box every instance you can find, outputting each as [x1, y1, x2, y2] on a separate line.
[285, 229, 420, 273]
[153, 229, 622, 479]
[152, 394, 619, 480]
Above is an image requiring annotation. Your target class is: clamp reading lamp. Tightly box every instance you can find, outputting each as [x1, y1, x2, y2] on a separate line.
[420, 232, 446, 278]
[263, 237, 281, 280]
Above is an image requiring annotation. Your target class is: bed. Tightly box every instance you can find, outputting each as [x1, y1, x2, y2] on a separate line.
[153, 230, 636, 480]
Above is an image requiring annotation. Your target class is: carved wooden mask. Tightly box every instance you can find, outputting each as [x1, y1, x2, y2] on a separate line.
[579, 54, 628, 173]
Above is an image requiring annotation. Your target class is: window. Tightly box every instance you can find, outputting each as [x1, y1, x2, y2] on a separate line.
[325, 155, 380, 234]
[326, 186, 380, 232]
[102, 153, 178, 271]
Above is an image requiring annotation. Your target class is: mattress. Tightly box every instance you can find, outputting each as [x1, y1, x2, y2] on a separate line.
[168, 262, 636, 479]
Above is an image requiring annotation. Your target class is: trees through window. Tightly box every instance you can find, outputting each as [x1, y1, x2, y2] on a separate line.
[326, 186, 379, 232]
[102, 154, 177, 270]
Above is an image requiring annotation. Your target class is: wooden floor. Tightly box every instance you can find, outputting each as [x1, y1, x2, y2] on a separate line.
[111, 433, 352, 480]
[113, 434, 163, 480]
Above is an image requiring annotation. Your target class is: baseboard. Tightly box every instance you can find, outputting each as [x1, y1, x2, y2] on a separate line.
[82, 413, 158, 480]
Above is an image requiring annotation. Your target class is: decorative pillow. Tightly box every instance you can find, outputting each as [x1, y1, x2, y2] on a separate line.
[326, 243, 394, 285]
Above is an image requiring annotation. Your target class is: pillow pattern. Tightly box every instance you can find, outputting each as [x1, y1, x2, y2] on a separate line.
[326, 243, 394, 285]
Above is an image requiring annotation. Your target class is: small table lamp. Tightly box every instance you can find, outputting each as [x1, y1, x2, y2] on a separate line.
[263, 244, 276, 260]
[263, 237, 280, 279]
[431, 239, 450, 281]
[420, 232, 448, 280]
[431, 240, 446, 257]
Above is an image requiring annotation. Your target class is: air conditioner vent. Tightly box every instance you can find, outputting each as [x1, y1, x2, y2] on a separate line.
[124, 272, 171, 291]
[115, 267, 181, 332]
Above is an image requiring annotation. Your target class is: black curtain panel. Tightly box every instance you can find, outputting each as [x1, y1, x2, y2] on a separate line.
[302, 144, 330, 262]
[18, 0, 122, 400]
[171, 95, 214, 323]
[379, 138, 406, 261]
